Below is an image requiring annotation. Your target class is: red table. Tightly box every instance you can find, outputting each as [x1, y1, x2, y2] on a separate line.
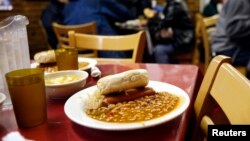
[0, 63, 202, 141]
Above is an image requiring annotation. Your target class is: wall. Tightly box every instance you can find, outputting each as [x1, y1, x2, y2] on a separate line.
[0, 0, 50, 59]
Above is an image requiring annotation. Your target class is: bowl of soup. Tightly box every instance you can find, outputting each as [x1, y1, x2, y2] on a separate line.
[45, 70, 89, 99]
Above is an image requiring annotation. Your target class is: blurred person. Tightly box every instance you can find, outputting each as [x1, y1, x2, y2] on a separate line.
[211, 0, 250, 78]
[117, 0, 151, 18]
[41, 0, 68, 49]
[63, 0, 135, 58]
[0, 0, 10, 6]
[202, 0, 224, 17]
[63, 0, 134, 35]
[142, 0, 195, 63]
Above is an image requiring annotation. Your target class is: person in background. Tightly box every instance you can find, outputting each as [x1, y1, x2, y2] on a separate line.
[0, 0, 10, 6]
[116, 0, 149, 18]
[41, 0, 68, 49]
[202, 0, 224, 17]
[142, 0, 195, 63]
[63, 0, 135, 58]
[211, 0, 250, 78]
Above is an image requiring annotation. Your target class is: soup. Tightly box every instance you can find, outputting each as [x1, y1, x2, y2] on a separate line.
[45, 74, 82, 85]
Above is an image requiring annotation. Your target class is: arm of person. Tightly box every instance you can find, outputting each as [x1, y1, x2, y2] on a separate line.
[100, 0, 135, 22]
[222, 0, 250, 40]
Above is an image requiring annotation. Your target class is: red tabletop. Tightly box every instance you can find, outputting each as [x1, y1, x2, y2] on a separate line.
[0, 63, 202, 141]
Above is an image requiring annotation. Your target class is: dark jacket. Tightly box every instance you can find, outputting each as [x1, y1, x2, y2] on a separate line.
[41, 0, 65, 49]
[202, 0, 219, 17]
[148, 0, 195, 51]
[117, 0, 151, 17]
[63, 0, 134, 35]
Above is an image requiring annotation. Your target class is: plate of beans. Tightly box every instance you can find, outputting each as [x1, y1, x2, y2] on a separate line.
[64, 81, 190, 130]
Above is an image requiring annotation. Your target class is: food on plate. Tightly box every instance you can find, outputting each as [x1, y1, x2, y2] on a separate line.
[78, 61, 89, 69]
[97, 69, 149, 95]
[35, 61, 89, 73]
[36, 63, 57, 73]
[85, 69, 180, 123]
[45, 74, 82, 85]
[102, 87, 155, 106]
[34, 50, 56, 64]
[33, 50, 89, 73]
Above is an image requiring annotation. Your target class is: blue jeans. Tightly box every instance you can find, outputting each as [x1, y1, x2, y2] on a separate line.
[217, 48, 250, 66]
[154, 44, 174, 63]
[98, 51, 131, 58]
[217, 47, 250, 79]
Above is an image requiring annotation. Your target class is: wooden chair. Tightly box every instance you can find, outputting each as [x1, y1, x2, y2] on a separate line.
[190, 55, 250, 141]
[170, 4, 199, 65]
[170, 35, 197, 64]
[52, 22, 98, 57]
[68, 30, 147, 63]
[192, 13, 203, 66]
[170, 49, 196, 64]
[199, 14, 247, 75]
[199, 13, 219, 70]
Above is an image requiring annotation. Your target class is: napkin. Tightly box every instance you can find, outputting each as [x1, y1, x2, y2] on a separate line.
[2, 132, 34, 141]
[91, 66, 101, 78]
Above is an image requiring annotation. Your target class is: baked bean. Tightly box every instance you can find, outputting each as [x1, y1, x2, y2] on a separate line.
[86, 92, 179, 123]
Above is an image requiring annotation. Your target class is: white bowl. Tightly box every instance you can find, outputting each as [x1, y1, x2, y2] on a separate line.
[0, 93, 6, 106]
[45, 70, 89, 99]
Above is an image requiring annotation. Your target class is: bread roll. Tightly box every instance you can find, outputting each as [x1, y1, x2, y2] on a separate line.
[34, 50, 56, 64]
[97, 69, 149, 95]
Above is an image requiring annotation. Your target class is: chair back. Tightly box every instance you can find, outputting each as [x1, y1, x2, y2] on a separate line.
[52, 22, 97, 57]
[191, 55, 250, 141]
[199, 14, 219, 70]
[191, 13, 203, 65]
[199, 14, 247, 75]
[68, 31, 146, 63]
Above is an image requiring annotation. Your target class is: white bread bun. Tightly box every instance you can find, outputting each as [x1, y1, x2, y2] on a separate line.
[97, 69, 149, 95]
[34, 50, 56, 64]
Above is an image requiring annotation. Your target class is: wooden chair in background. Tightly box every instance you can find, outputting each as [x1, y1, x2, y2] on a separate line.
[170, 49, 197, 64]
[52, 22, 97, 57]
[68, 31, 146, 63]
[191, 13, 203, 66]
[170, 14, 201, 65]
[199, 14, 247, 75]
[190, 55, 250, 141]
[199, 13, 219, 70]
[170, 36, 198, 65]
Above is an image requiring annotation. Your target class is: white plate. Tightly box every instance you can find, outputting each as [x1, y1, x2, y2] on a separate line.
[31, 57, 97, 72]
[64, 80, 190, 131]
[77, 57, 97, 71]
